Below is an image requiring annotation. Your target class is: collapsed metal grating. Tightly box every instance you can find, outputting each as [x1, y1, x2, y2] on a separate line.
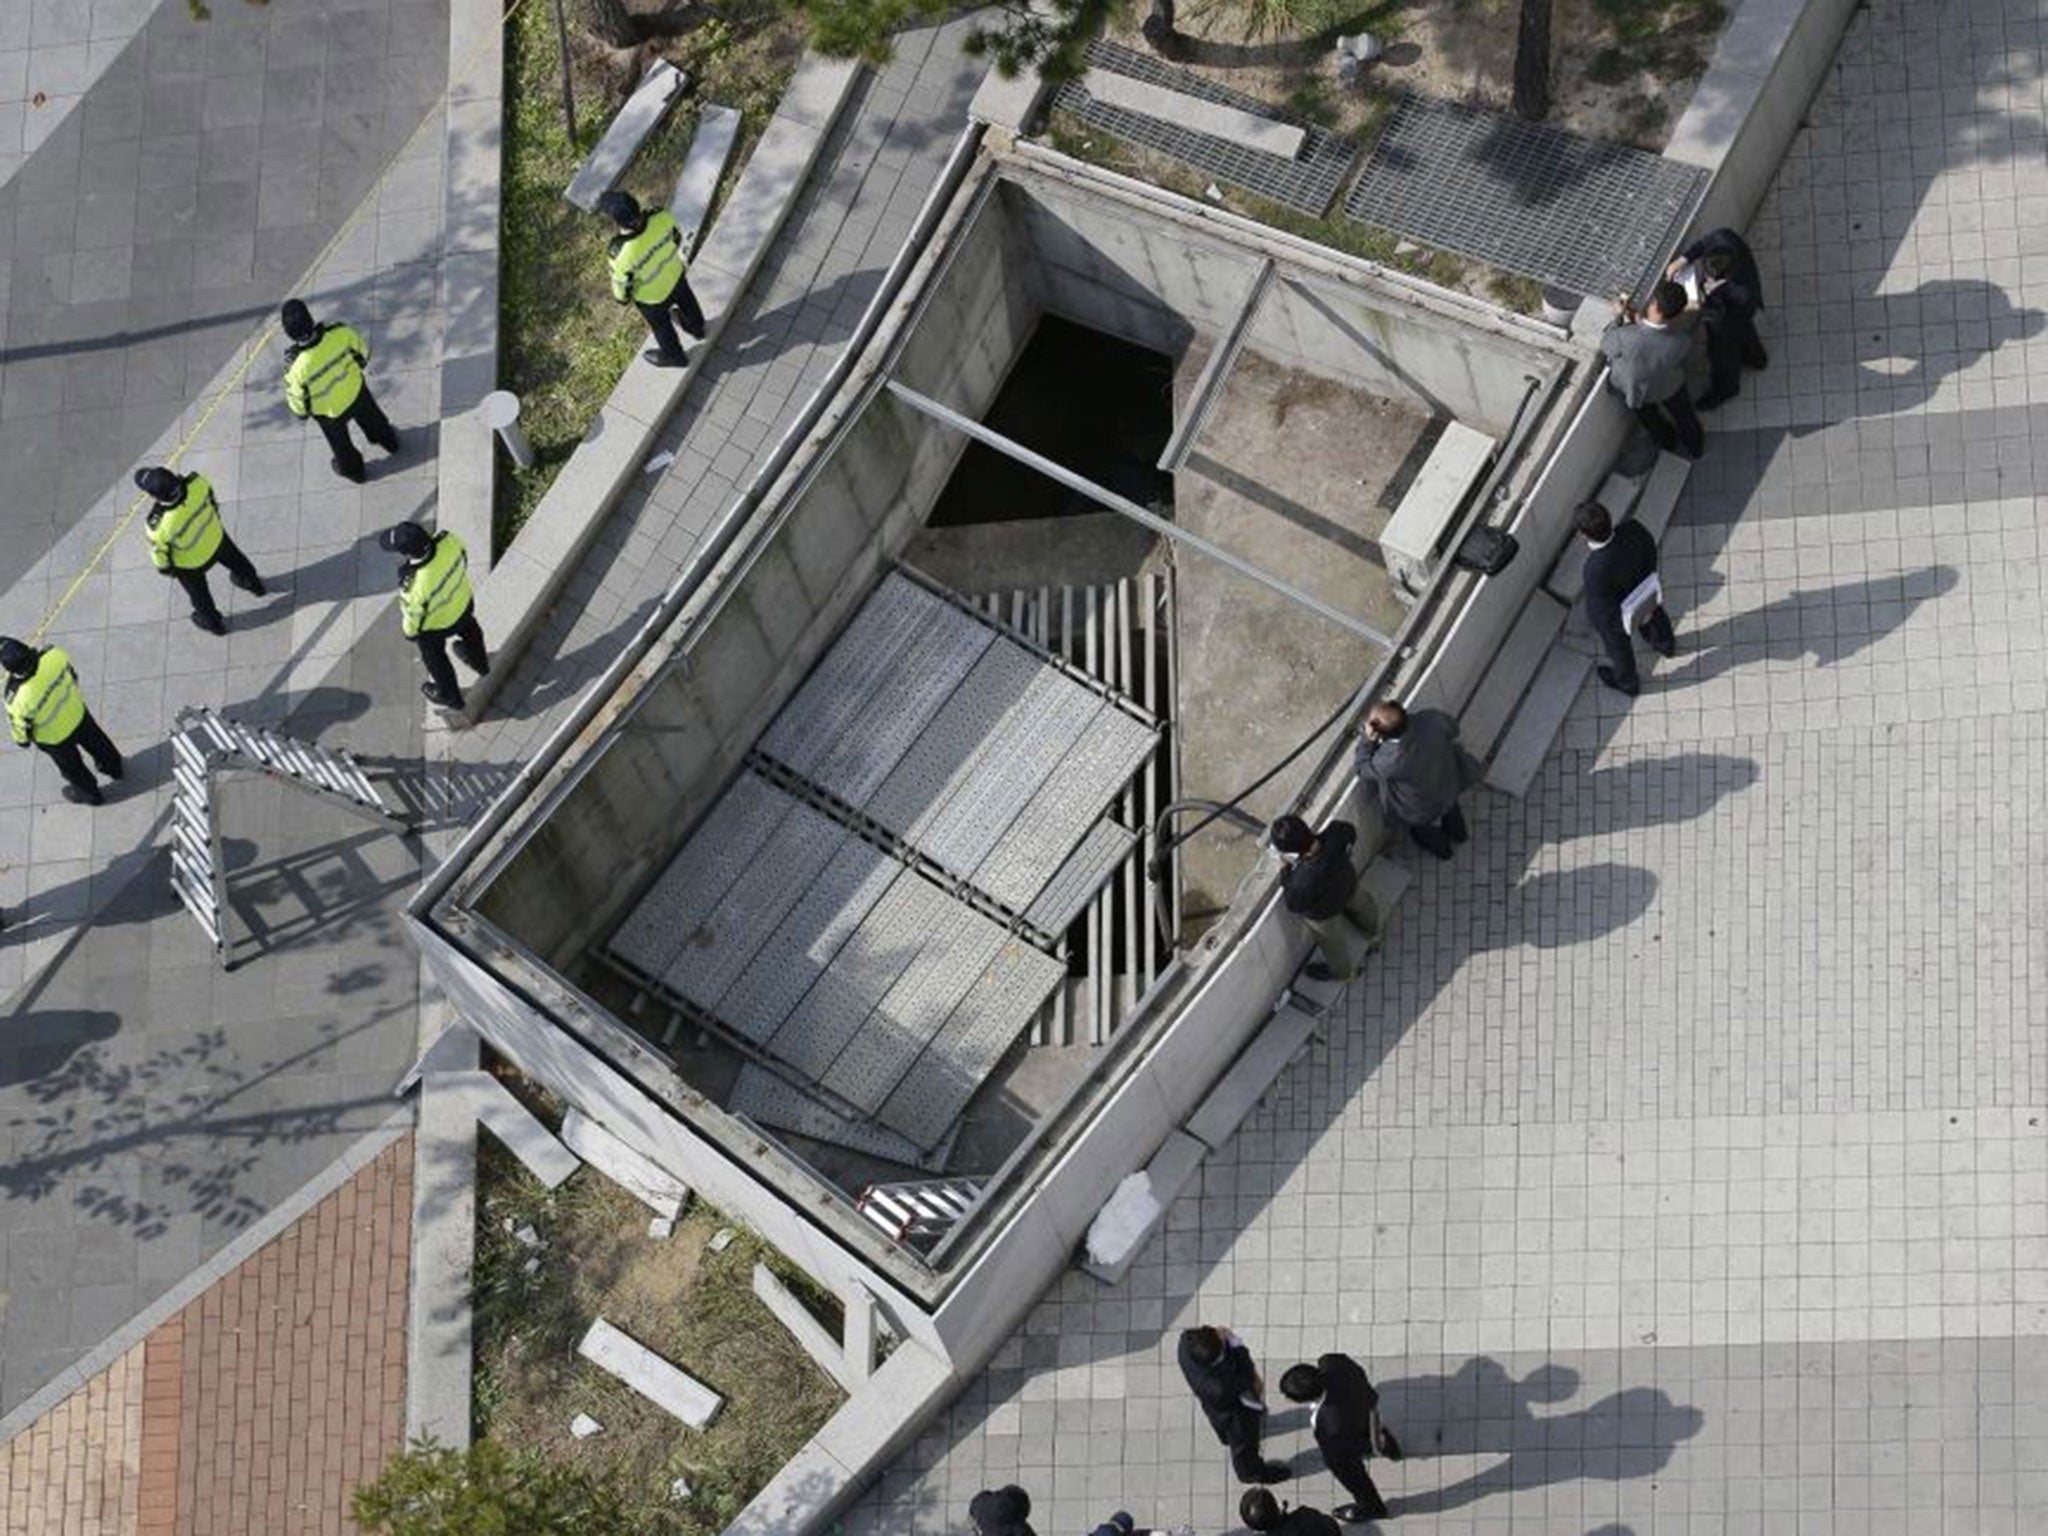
[1344, 96, 1706, 300]
[1054, 40, 1363, 216]
[728, 1064, 958, 1171]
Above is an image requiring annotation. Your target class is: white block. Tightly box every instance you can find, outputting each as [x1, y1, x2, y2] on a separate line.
[1083, 69, 1307, 159]
[562, 1109, 690, 1220]
[571, 1413, 603, 1438]
[1381, 422, 1499, 594]
[669, 105, 742, 254]
[578, 1318, 723, 1428]
[565, 62, 688, 210]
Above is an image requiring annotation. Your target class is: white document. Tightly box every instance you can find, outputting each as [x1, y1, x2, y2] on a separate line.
[1621, 572, 1664, 633]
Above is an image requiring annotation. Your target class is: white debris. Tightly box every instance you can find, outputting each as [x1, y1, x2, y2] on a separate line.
[1395, 239, 1420, 257]
[709, 1227, 735, 1253]
[669, 1475, 693, 1501]
[1205, 183, 1225, 202]
[514, 1224, 542, 1249]
[649, 1216, 675, 1240]
[523, 1255, 541, 1275]
[1085, 1171, 1162, 1270]
[643, 449, 676, 475]
[570, 1413, 604, 1439]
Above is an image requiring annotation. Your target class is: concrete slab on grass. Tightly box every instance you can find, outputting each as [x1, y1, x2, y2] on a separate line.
[753, 1262, 862, 1392]
[566, 61, 689, 211]
[431, 1070, 579, 1188]
[579, 1317, 723, 1427]
[561, 1109, 690, 1219]
[1083, 69, 1307, 159]
[670, 105, 742, 254]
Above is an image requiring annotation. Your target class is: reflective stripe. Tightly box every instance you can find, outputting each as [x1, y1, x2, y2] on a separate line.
[154, 478, 224, 569]
[284, 325, 367, 419]
[8, 649, 86, 747]
[609, 212, 685, 305]
[400, 533, 473, 636]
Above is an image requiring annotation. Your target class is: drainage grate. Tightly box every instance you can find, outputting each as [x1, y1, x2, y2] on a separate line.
[1054, 40, 1363, 216]
[1344, 96, 1706, 300]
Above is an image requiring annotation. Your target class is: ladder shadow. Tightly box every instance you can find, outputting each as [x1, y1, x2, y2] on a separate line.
[219, 824, 418, 965]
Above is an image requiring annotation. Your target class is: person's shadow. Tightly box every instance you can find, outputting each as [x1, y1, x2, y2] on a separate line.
[1853, 279, 2047, 413]
[1660, 565, 1958, 682]
[1378, 1360, 1704, 1517]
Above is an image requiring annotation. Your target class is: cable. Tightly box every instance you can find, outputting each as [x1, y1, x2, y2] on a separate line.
[26, 0, 538, 644]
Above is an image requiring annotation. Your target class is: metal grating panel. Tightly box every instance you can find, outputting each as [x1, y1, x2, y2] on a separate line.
[1052, 40, 1362, 216]
[863, 638, 1045, 840]
[714, 835, 904, 1045]
[607, 772, 792, 979]
[768, 873, 958, 1081]
[658, 786, 849, 1013]
[803, 596, 996, 808]
[821, 909, 1008, 1114]
[913, 666, 1102, 877]
[972, 707, 1157, 911]
[758, 572, 948, 775]
[1344, 96, 1707, 300]
[877, 941, 1068, 1151]
[728, 1064, 951, 1169]
[1022, 818, 1137, 935]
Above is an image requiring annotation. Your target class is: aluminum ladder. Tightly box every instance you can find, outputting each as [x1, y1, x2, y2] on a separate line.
[169, 707, 410, 969]
[856, 1178, 982, 1245]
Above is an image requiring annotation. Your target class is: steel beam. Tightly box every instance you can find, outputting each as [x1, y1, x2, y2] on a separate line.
[884, 379, 1398, 651]
[1156, 258, 1274, 473]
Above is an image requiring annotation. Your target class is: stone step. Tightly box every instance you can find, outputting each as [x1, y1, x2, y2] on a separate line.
[1184, 995, 1321, 1151]
[1484, 645, 1593, 797]
[1633, 449, 1692, 542]
[1463, 591, 1567, 758]
[578, 1317, 723, 1427]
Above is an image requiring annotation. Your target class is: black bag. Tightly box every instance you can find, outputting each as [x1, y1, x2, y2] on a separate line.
[1452, 525, 1519, 576]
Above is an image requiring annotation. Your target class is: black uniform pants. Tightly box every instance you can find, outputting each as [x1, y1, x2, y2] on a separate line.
[416, 602, 490, 702]
[1704, 312, 1770, 399]
[1323, 1437, 1388, 1513]
[1600, 604, 1676, 694]
[315, 387, 400, 482]
[1408, 801, 1470, 859]
[170, 536, 264, 628]
[43, 711, 122, 796]
[1210, 1409, 1270, 1482]
[1632, 385, 1704, 459]
[636, 276, 707, 361]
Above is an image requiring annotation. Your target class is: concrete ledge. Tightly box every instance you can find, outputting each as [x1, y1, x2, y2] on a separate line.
[408, 1026, 481, 1448]
[753, 1263, 866, 1392]
[722, 1340, 954, 1536]
[463, 54, 862, 722]
[438, 0, 506, 578]
[1184, 996, 1321, 1151]
[432, 1069, 580, 1187]
[1486, 646, 1593, 797]
[563, 1108, 690, 1218]
[1463, 591, 1567, 759]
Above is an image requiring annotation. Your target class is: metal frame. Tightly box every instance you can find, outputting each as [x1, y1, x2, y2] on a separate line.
[884, 378, 1400, 652]
[1156, 257, 1274, 473]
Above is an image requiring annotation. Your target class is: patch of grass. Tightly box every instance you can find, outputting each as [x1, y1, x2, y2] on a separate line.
[1485, 271, 1545, 314]
[471, 1132, 844, 1534]
[494, 2, 804, 555]
[1582, 0, 1727, 87]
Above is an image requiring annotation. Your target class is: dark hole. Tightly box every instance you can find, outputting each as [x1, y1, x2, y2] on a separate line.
[927, 316, 1176, 527]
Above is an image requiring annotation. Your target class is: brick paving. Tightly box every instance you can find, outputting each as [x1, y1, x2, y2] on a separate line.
[839, 0, 2048, 1531]
[0, 1136, 411, 1536]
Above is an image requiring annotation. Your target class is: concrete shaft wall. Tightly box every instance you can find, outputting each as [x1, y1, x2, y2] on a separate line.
[1006, 178, 1556, 434]
[475, 206, 1033, 967]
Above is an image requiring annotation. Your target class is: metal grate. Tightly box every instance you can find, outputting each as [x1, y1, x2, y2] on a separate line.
[1344, 95, 1706, 300]
[728, 1064, 955, 1170]
[1053, 40, 1364, 216]
[1021, 818, 1136, 936]
[972, 706, 1158, 912]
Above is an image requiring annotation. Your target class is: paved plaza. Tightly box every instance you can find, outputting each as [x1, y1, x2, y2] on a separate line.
[844, 0, 2048, 1531]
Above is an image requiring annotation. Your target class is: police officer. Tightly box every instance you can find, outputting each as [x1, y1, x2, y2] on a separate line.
[135, 465, 268, 636]
[281, 298, 401, 483]
[379, 521, 490, 709]
[599, 190, 706, 368]
[0, 637, 124, 806]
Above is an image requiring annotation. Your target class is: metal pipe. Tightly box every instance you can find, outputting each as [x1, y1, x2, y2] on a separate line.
[409, 122, 989, 923]
[883, 379, 1400, 652]
[1157, 258, 1274, 472]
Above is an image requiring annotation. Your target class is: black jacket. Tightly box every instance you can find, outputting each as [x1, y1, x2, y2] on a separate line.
[1178, 1331, 1263, 1442]
[968, 1485, 1035, 1536]
[1308, 1352, 1381, 1456]
[1683, 226, 1764, 319]
[1260, 1508, 1344, 1536]
[1582, 520, 1659, 651]
[1279, 822, 1359, 922]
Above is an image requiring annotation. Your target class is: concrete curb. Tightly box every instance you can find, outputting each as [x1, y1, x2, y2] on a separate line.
[461, 53, 864, 722]
[436, 0, 508, 577]
[404, 1021, 481, 1449]
[0, 1106, 416, 1447]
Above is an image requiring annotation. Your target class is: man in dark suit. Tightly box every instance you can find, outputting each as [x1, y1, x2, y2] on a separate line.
[1599, 280, 1703, 459]
[968, 1484, 1036, 1536]
[1576, 500, 1676, 697]
[1269, 815, 1381, 983]
[1280, 1355, 1403, 1523]
[1240, 1488, 1344, 1535]
[1671, 226, 1768, 409]
[1179, 1325, 1291, 1484]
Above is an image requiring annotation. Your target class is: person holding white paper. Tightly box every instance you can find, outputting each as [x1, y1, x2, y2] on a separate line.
[1575, 500, 1676, 697]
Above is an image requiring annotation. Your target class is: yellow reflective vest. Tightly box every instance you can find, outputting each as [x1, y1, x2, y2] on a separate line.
[284, 323, 370, 419]
[147, 473, 225, 572]
[7, 647, 86, 748]
[399, 532, 472, 638]
[608, 210, 686, 306]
